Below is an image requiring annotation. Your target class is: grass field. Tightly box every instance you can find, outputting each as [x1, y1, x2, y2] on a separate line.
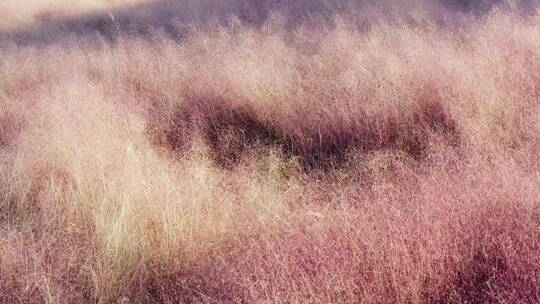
[1, 0, 540, 303]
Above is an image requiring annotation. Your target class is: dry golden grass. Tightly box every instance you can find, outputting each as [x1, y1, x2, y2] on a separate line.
[1, 0, 540, 303]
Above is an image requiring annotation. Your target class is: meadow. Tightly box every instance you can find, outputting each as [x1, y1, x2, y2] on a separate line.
[1, 0, 540, 303]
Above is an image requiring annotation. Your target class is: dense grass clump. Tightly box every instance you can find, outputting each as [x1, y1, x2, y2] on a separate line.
[1, 0, 540, 303]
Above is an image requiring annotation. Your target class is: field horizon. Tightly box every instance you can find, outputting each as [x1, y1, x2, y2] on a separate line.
[1, 0, 540, 303]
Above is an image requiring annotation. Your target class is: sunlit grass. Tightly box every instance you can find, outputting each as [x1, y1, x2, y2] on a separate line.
[0, 1, 539, 303]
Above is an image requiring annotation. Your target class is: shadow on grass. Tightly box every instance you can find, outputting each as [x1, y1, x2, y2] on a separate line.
[0, 0, 369, 47]
[1, 0, 535, 48]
